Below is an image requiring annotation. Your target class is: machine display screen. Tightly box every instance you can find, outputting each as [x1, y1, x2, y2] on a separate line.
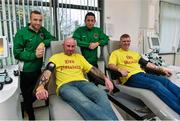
[151, 37, 160, 46]
[0, 74, 5, 83]
[0, 36, 8, 59]
[148, 36, 160, 49]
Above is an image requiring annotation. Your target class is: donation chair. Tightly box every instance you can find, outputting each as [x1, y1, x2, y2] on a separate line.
[102, 40, 180, 120]
[44, 41, 124, 120]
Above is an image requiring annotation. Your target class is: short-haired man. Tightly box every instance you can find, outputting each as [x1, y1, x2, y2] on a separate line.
[108, 34, 180, 114]
[13, 10, 55, 120]
[73, 12, 109, 85]
[35, 37, 118, 120]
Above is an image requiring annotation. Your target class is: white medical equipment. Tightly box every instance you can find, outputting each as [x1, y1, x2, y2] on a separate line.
[0, 36, 8, 59]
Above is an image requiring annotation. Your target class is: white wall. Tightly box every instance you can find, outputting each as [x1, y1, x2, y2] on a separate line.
[104, 0, 180, 66]
[104, 0, 142, 51]
[104, 0, 159, 53]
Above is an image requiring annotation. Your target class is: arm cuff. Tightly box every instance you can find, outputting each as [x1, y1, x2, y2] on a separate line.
[139, 57, 148, 67]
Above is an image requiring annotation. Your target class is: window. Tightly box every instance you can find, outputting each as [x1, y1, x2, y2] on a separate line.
[0, 0, 103, 65]
[56, 8, 100, 40]
[160, 2, 180, 53]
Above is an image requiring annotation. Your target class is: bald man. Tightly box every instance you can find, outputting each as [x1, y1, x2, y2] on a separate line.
[35, 37, 118, 120]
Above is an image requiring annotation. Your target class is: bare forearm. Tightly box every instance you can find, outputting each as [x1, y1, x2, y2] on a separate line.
[108, 64, 119, 71]
[146, 62, 166, 75]
[146, 63, 161, 71]
[34, 72, 51, 92]
[38, 71, 51, 87]
[88, 67, 106, 80]
[34, 62, 56, 92]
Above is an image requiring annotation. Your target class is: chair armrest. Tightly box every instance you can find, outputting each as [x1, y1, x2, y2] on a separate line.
[83, 73, 103, 86]
[106, 67, 122, 80]
[105, 67, 122, 93]
[47, 73, 57, 95]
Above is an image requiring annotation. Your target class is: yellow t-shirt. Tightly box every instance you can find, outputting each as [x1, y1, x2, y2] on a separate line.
[49, 52, 93, 94]
[108, 48, 144, 84]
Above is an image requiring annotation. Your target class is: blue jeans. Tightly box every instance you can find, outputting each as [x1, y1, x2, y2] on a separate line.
[125, 72, 180, 114]
[59, 81, 118, 120]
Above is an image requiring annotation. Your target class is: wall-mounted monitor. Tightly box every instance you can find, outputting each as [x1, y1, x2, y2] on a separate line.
[0, 36, 8, 59]
[148, 35, 160, 49]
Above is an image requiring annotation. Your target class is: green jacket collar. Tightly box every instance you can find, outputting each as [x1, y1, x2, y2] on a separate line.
[85, 26, 95, 31]
[27, 23, 43, 33]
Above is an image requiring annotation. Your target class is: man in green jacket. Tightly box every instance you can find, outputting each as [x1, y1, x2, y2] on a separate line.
[13, 10, 55, 120]
[73, 12, 109, 85]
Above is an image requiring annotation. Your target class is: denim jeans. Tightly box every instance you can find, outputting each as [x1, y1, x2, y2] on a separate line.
[125, 72, 180, 114]
[59, 81, 118, 120]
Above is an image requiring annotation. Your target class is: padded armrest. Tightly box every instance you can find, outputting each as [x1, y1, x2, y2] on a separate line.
[87, 72, 106, 86]
[104, 68, 121, 93]
[48, 73, 56, 95]
[106, 67, 122, 80]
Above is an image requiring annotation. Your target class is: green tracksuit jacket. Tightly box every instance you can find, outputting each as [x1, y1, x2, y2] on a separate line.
[13, 25, 55, 72]
[73, 26, 109, 65]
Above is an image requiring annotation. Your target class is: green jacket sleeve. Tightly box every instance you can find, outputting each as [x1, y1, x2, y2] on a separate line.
[42, 28, 56, 47]
[98, 29, 109, 46]
[73, 28, 90, 48]
[13, 32, 36, 61]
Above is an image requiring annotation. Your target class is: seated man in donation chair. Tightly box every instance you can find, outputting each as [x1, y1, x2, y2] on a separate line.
[35, 37, 121, 120]
[108, 34, 180, 115]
